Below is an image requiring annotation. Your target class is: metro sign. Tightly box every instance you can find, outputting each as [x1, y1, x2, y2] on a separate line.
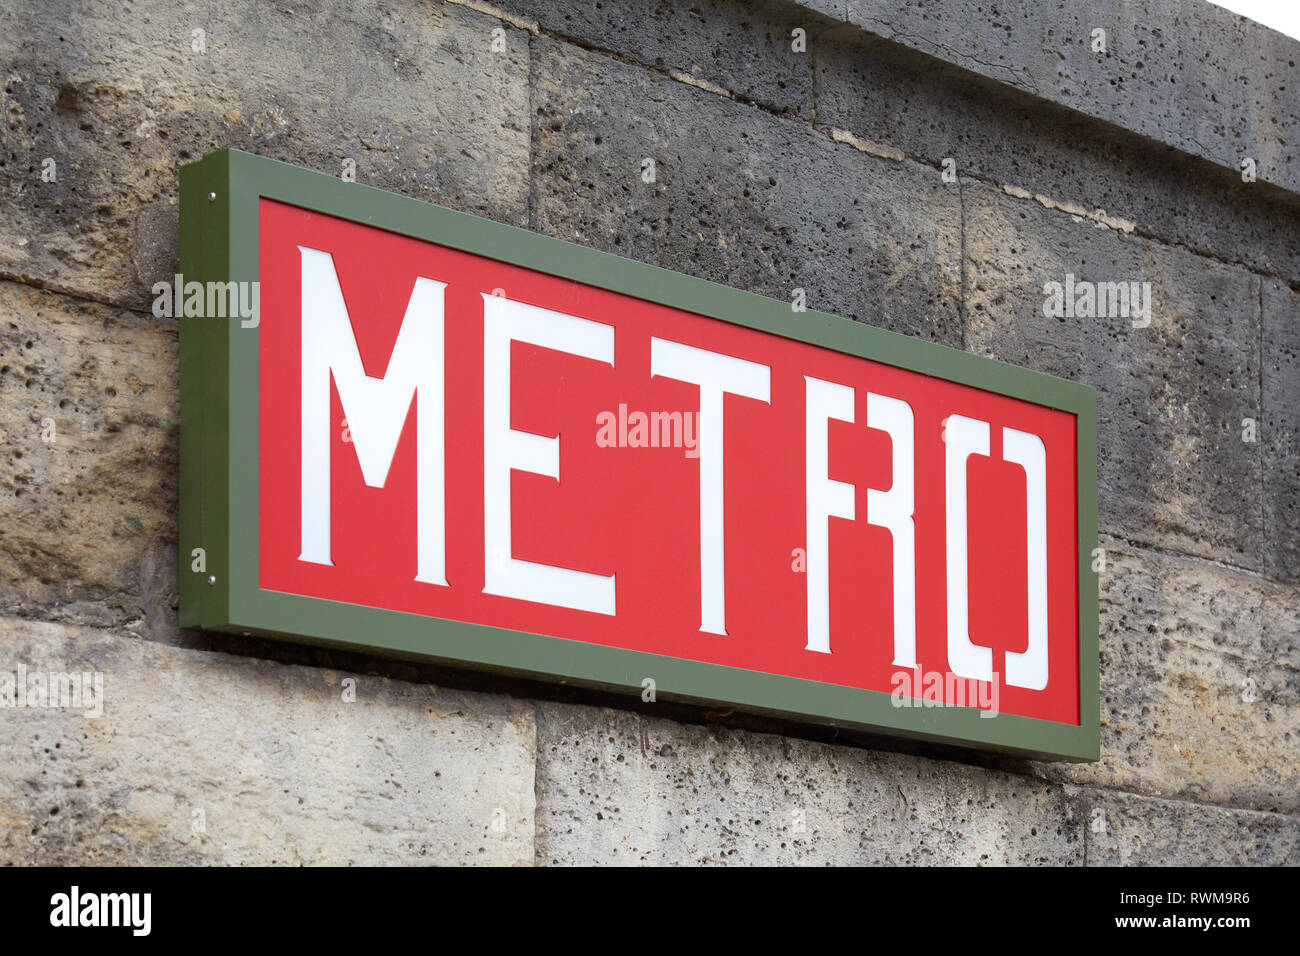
[180, 150, 1098, 760]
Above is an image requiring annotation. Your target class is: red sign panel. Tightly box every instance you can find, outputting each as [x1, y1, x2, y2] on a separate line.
[256, 198, 1079, 726]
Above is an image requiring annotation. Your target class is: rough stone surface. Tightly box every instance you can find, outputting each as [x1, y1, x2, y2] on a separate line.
[1022, 540, 1299, 814]
[530, 34, 964, 347]
[0, 0, 530, 311]
[1262, 279, 1300, 582]
[964, 182, 1264, 571]
[1077, 788, 1300, 866]
[813, 26, 1300, 287]
[496, 0, 815, 117]
[796, 0, 1300, 195]
[533, 701, 1083, 865]
[0, 616, 536, 865]
[0, 280, 177, 628]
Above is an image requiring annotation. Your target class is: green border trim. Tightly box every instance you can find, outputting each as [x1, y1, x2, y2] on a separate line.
[180, 148, 1100, 762]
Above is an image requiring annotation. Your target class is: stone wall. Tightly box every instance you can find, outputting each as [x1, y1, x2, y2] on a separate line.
[0, 0, 1295, 865]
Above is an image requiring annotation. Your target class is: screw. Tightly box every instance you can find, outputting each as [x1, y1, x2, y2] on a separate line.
[207, 191, 216, 202]
[207, 575, 216, 586]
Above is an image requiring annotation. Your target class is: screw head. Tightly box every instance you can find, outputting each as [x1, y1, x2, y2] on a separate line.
[207, 575, 216, 586]
[207, 191, 216, 202]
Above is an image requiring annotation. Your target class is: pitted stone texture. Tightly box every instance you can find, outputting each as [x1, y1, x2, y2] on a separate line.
[530, 35, 963, 346]
[0, 0, 530, 311]
[1262, 279, 1300, 582]
[1076, 787, 1300, 866]
[0, 617, 536, 865]
[813, 26, 1300, 287]
[795, 0, 1300, 196]
[495, 0, 814, 116]
[0, 281, 177, 629]
[534, 702, 1082, 865]
[965, 182, 1263, 570]
[1024, 541, 1299, 815]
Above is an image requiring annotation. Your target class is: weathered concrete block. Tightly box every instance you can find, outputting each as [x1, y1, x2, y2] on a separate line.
[496, 0, 814, 116]
[530, 35, 963, 346]
[813, 26, 1300, 287]
[0, 617, 536, 865]
[534, 701, 1082, 865]
[0, 280, 177, 628]
[1023, 541, 1299, 814]
[1262, 279, 1299, 582]
[964, 183, 1263, 570]
[0, 0, 530, 311]
[1075, 786, 1300, 865]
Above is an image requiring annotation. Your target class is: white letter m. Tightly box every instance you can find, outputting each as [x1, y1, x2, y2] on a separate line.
[297, 246, 447, 585]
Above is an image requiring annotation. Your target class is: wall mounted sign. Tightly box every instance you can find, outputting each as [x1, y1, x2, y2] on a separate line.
[180, 149, 1098, 760]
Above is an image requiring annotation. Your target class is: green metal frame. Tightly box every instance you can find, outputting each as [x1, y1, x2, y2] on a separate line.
[179, 148, 1100, 761]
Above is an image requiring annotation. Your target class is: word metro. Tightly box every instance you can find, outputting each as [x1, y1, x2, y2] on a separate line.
[180, 151, 1097, 758]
